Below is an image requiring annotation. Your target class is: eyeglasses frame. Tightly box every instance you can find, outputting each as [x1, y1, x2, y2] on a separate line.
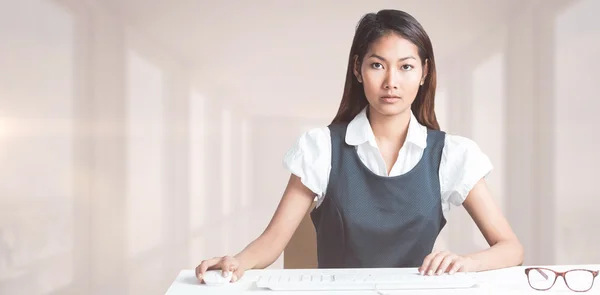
[525, 267, 599, 292]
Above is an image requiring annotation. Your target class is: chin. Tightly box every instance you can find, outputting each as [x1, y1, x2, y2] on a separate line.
[371, 103, 409, 117]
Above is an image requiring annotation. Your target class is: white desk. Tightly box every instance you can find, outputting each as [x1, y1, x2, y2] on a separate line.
[165, 264, 600, 294]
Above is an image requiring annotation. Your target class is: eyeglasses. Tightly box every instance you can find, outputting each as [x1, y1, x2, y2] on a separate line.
[525, 267, 599, 292]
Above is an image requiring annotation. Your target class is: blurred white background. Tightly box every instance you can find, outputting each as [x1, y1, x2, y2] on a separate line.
[0, 0, 599, 294]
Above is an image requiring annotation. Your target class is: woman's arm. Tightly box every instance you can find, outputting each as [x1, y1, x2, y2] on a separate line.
[234, 173, 316, 270]
[461, 178, 524, 270]
[419, 178, 524, 275]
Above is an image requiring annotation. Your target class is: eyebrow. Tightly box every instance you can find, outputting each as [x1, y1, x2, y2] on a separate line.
[368, 54, 416, 62]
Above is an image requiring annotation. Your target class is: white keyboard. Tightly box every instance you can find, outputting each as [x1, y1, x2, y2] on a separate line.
[255, 272, 480, 291]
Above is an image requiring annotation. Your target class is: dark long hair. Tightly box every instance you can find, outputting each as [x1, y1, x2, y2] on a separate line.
[331, 9, 440, 130]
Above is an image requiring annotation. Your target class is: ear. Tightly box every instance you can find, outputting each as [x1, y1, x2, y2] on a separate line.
[420, 59, 429, 86]
[353, 55, 362, 83]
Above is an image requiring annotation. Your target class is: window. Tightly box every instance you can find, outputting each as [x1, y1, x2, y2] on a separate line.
[125, 49, 165, 257]
[553, 0, 600, 264]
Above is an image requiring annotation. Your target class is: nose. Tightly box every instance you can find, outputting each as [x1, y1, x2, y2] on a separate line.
[383, 70, 399, 90]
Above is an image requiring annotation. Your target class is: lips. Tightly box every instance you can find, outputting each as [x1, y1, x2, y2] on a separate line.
[381, 96, 401, 103]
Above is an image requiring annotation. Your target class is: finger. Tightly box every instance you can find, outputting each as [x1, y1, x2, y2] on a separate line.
[435, 254, 457, 275]
[231, 267, 246, 283]
[448, 259, 462, 274]
[419, 251, 439, 275]
[426, 252, 448, 276]
[196, 257, 222, 281]
[199, 257, 222, 275]
[220, 256, 239, 278]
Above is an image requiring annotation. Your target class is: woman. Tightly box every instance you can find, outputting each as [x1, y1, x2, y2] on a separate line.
[196, 9, 524, 283]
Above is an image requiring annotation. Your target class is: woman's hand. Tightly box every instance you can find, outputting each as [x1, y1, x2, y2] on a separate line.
[418, 250, 479, 276]
[195, 255, 246, 283]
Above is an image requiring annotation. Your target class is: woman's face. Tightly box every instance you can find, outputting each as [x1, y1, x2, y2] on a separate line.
[354, 33, 427, 117]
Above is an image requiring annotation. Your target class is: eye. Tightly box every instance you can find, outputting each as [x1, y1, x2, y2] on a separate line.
[401, 64, 414, 71]
[371, 62, 384, 69]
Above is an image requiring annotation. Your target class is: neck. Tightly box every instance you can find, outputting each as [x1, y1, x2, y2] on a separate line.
[367, 107, 411, 144]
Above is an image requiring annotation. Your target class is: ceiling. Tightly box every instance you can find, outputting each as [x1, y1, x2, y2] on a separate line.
[101, 0, 522, 117]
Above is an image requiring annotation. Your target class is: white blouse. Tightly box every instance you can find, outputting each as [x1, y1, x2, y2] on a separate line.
[282, 107, 493, 213]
